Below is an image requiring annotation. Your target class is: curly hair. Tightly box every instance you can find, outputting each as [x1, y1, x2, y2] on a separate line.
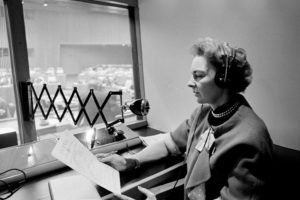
[190, 37, 252, 93]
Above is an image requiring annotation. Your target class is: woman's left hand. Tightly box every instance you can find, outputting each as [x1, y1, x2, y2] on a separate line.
[113, 186, 156, 200]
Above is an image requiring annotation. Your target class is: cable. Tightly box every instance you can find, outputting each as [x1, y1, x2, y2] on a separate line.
[0, 169, 27, 200]
[172, 157, 185, 189]
[172, 104, 204, 190]
[172, 104, 215, 192]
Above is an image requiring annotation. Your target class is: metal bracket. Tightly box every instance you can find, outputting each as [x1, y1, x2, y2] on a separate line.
[24, 81, 124, 128]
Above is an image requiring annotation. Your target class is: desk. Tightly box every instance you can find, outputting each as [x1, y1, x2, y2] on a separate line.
[0, 127, 185, 200]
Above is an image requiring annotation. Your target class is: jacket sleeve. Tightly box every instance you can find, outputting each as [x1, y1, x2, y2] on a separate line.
[219, 145, 270, 200]
[170, 106, 201, 153]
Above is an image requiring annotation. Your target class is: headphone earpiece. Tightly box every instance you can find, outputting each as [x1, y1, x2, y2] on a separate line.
[215, 43, 236, 88]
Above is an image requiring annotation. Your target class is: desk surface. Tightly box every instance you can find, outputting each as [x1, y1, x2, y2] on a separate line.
[0, 127, 184, 200]
[0, 125, 144, 174]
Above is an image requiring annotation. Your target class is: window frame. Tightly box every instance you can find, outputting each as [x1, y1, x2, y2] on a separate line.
[3, 0, 145, 144]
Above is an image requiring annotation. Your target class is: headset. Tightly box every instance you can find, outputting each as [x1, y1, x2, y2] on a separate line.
[214, 43, 236, 88]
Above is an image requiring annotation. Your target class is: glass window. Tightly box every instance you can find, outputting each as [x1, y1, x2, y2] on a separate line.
[22, 0, 137, 140]
[0, 1, 19, 147]
[0, 0, 142, 185]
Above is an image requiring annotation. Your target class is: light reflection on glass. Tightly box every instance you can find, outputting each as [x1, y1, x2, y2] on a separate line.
[85, 128, 95, 149]
[27, 145, 35, 166]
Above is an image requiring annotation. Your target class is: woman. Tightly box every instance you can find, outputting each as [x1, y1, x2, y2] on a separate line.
[99, 37, 273, 200]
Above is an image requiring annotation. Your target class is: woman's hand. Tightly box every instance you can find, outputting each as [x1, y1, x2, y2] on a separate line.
[114, 186, 156, 200]
[97, 153, 128, 171]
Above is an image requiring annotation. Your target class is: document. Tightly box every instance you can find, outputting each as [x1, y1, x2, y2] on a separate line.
[140, 133, 167, 146]
[49, 174, 102, 200]
[51, 132, 121, 194]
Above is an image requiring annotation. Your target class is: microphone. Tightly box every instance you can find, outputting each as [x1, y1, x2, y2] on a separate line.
[103, 98, 150, 142]
[122, 99, 150, 116]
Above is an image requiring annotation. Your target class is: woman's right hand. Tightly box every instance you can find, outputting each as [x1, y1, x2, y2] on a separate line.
[96, 153, 128, 171]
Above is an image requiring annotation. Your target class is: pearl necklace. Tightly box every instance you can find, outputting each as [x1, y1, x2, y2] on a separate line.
[211, 102, 240, 118]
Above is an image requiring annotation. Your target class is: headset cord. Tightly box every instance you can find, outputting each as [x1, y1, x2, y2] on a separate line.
[0, 169, 27, 200]
[172, 125, 214, 191]
[172, 155, 186, 190]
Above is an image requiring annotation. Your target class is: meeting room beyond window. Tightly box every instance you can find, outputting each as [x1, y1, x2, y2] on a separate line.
[0, 1, 19, 148]
[0, 0, 143, 148]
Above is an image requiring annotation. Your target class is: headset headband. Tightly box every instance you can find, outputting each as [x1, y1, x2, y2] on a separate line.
[221, 43, 236, 82]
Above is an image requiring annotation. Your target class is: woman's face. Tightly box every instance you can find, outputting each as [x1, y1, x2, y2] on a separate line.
[187, 56, 225, 107]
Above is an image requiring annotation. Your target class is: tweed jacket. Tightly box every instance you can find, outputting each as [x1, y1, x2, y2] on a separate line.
[171, 97, 273, 200]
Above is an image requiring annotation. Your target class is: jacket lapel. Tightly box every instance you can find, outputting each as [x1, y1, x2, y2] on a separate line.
[185, 148, 211, 189]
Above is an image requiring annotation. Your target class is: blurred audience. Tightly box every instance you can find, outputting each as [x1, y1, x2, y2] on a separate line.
[0, 97, 15, 119]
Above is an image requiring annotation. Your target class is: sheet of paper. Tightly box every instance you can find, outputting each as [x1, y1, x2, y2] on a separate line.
[51, 133, 121, 194]
[49, 174, 102, 200]
[140, 133, 167, 146]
